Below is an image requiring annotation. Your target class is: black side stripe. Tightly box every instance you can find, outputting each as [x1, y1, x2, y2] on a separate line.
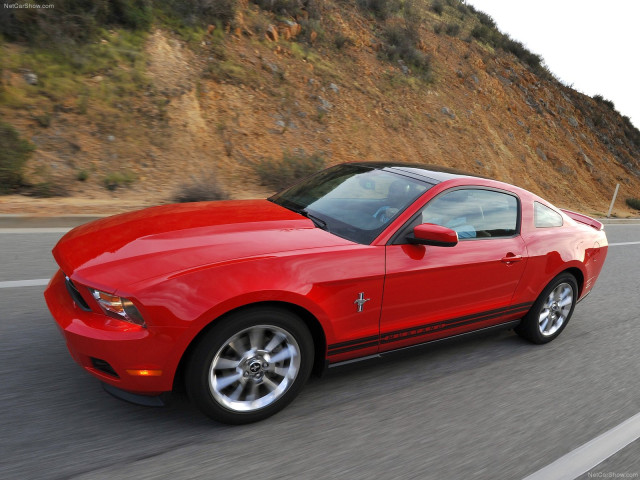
[381, 302, 532, 341]
[328, 340, 380, 356]
[327, 302, 533, 356]
[380, 304, 531, 345]
[328, 335, 379, 351]
[327, 335, 379, 357]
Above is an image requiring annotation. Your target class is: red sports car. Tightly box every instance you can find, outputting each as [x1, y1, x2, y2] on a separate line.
[45, 163, 608, 423]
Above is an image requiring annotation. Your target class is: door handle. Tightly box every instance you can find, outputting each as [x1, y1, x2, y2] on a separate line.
[501, 254, 523, 263]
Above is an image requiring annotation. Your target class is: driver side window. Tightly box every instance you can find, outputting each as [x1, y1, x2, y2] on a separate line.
[401, 188, 519, 241]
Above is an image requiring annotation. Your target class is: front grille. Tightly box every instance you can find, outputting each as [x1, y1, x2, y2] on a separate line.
[64, 275, 91, 311]
[90, 357, 119, 378]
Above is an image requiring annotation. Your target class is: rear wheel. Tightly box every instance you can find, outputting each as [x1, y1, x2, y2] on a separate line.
[515, 273, 578, 344]
[186, 307, 314, 424]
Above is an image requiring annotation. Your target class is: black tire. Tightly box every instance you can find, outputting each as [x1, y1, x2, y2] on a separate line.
[515, 273, 578, 344]
[186, 307, 314, 424]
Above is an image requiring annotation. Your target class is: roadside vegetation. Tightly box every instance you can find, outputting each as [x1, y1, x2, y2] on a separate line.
[102, 171, 137, 191]
[252, 151, 326, 191]
[173, 174, 229, 203]
[626, 198, 640, 210]
[0, 121, 34, 193]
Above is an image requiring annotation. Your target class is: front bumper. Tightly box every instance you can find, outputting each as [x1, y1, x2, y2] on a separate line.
[44, 269, 184, 394]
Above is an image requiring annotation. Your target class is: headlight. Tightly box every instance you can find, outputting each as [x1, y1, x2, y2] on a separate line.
[90, 289, 146, 327]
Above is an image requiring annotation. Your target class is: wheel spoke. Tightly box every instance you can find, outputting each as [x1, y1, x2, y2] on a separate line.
[249, 328, 265, 350]
[213, 357, 240, 370]
[264, 332, 285, 353]
[262, 376, 279, 393]
[270, 345, 295, 364]
[540, 317, 550, 333]
[558, 296, 572, 308]
[246, 382, 258, 402]
[227, 340, 247, 357]
[273, 366, 289, 377]
[229, 383, 245, 401]
[214, 372, 243, 391]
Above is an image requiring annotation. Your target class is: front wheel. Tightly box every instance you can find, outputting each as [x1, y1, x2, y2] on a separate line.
[515, 273, 578, 344]
[186, 307, 314, 424]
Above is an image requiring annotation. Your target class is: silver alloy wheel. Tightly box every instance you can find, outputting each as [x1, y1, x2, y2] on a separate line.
[208, 325, 301, 412]
[538, 282, 573, 337]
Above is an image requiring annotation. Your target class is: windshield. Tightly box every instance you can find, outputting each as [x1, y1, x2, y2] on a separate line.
[269, 164, 433, 244]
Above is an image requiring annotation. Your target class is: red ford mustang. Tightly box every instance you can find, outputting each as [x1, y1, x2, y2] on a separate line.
[45, 163, 608, 423]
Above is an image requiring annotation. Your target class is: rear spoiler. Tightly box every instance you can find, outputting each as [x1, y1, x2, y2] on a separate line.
[560, 209, 604, 231]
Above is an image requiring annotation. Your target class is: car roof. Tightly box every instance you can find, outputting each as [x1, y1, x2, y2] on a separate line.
[349, 162, 484, 184]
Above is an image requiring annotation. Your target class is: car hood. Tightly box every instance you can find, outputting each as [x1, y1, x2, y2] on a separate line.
[53, 199, 352, 293]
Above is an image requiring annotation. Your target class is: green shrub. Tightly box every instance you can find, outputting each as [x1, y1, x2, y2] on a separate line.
[471, 23, 545, 75]
[445, 23, 460, 37]
[25, 181, 68, 198]
[251, 0, 303, 16]
[110, 0, 153, 30]
[626, 198, 640, 210]
[76, 170, 89, 181]
[501, 36, 543, 71]
[593, 95, 616, 110]
[159, 0, 238, 28]
[0, 122, 35, 194]
[431, 1, 444, 15]
[253, 151, 325, 191]
[621, 115, 640, 149]
[204, 59, 254, 85]
[383, 24, 431, 78]
[471, 24, 496, 43]
[173, 175, 229, 203]
[33, 112, 52, 128]
[103, 171, 136, 191]
[0, 0, 152, 45]
[476, 11, 496, 28]
[357, 0, 401, 20]
[334, 33, 353, 50]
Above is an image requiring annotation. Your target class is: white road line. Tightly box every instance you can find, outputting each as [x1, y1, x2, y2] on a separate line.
[0, 228, 72, 234]
[522, 412, 640, 480]
[0, 279, 50, 289]
[609, 241, 640, 246]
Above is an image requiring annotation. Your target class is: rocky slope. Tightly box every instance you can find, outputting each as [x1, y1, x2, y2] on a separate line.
[1, 0, 639, 216]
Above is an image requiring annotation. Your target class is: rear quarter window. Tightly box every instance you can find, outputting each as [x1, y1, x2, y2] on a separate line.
[534, 202, 563, 228]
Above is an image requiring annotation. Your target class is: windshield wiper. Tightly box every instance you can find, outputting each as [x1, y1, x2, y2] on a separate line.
[305, 212, 328, 231]
[293, 208, 328, 231]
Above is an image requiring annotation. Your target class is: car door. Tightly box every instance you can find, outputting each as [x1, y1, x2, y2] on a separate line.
[379, 187, 530, 353]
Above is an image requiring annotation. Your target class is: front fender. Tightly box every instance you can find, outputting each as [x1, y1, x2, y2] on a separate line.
[129, 244, 385, 383]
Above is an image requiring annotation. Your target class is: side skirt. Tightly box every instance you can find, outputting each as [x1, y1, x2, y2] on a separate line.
[326, 319, 522, 370]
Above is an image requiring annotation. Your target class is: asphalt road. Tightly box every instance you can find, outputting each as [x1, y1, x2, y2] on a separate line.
[1, 224, 639, 480]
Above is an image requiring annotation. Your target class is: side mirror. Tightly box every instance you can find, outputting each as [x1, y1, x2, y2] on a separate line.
[407, 223, 458, 247]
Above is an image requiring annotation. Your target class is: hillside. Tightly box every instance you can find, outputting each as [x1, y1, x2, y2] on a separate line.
[1, 0, 639, 216]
